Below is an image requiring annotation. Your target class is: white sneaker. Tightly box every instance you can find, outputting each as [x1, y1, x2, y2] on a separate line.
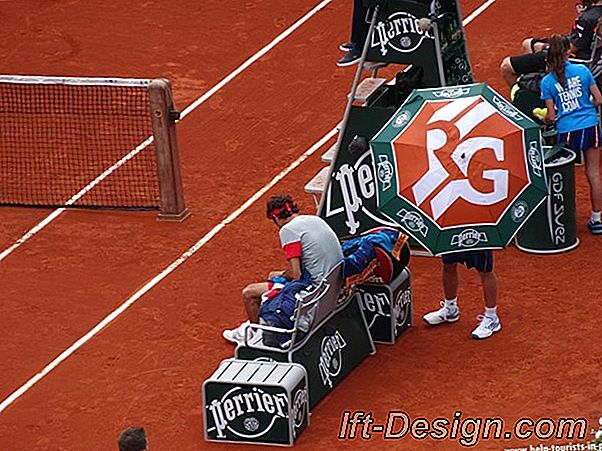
[471, 315, 501, 340]
[223, 321, 251, 345]
[423, 301, 460, 326]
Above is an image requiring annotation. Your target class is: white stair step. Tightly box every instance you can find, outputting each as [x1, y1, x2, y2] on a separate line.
[304, 166, 330, 194]
[349, 77, 387, 104]
[321, 143, 338, 163]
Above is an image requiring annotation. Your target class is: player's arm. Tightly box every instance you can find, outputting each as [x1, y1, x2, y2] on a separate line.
[589, 80, 602, 106]
[283, 257, 303, 281]
[282, 240, 303, 280]
[544, 99, 556, 123]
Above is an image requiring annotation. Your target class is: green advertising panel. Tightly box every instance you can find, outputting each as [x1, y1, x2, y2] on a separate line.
[318, 105, 404, 239]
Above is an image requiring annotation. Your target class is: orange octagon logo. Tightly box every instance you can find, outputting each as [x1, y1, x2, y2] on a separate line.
[391, 96, 528, 228]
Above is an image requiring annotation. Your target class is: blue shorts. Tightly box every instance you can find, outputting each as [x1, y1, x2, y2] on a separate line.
[558, 125, 602, 153]
[442, 250, 494, 273]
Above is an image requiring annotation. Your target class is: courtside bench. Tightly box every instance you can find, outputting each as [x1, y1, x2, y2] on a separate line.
[355, 268, 413, 344]
[203, 251, 414, 445]
[202, 262, 376, 446]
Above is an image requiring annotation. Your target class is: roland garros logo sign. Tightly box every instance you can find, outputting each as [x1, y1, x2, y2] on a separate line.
[391, 96, 529, 228]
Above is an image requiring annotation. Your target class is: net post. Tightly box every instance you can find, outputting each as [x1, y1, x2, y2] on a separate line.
[148, 79, 189, 221]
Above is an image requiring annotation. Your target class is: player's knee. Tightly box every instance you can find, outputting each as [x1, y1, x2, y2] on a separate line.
[242, 285, 254, 302]
[586, 164, 600, 181]
[500, 57, 514, 75]
[521, 38, 532, 53]
[443, 262, 457, 273]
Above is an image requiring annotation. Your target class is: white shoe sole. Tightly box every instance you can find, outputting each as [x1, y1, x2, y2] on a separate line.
[336, 58, 361, 67]
[422, 314, 459, 326]
[472, 322, 502, 340]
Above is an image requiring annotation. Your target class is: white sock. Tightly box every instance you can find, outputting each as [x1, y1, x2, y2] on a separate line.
[444, 297, 458, 309]
[485, 306, 498, 318]
[591, 211, 601, 222]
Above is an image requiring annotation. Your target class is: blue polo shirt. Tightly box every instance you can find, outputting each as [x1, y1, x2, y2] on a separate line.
[540, 62, 598, 134]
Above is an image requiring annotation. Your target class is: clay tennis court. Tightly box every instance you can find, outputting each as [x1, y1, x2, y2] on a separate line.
[0, 0, 600, 449]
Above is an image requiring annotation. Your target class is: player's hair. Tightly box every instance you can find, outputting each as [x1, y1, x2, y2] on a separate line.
[546, 34, 570, 89]
[266, 195, 299, 221]
[579, 0, 592, 8]
[118, 427, 147, 451]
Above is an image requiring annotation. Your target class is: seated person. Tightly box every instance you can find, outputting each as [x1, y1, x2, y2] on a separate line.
[521, 0, 591, 55]
[500, 0, 602, 86]
[223, 195, 343, 345]
[338, 0, 370, 67]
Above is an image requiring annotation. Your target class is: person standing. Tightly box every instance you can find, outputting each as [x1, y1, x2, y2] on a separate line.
[423, 250, 501, 340]
[541, 34, 602, 234]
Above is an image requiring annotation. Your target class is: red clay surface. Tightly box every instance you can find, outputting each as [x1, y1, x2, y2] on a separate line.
[0, 0, 600, 450]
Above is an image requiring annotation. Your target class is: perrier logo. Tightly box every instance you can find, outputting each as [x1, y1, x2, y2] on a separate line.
[318, 331, 347, 388]
[371, 11, 434, 56]
[207, 386, 288, 439]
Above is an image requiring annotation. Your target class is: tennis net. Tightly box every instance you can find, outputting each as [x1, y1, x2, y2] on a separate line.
[0, 76, 188, 220]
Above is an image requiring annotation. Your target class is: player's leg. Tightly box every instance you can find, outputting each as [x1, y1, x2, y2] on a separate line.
[242, 282, 270, 323]
[521, 38, 533, 54]
[442, 261, 459, 301]
[522, 37, 548, 54]
[500, 57, 518, 86]
[583, 139, 602, 234]
[500, 53, 546, 87]
[472, 252, 501, 339]
[423, 259, 460, 326]
[223, 281, 270, 344]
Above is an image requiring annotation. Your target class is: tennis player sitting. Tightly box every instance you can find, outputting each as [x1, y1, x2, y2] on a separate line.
[223, 195, 343, 345]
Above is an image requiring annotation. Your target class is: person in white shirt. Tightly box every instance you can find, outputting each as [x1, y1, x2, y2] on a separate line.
[223, 195, 343, 344]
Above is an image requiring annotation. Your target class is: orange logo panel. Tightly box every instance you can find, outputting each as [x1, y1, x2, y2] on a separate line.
[392, 97, 528, 228]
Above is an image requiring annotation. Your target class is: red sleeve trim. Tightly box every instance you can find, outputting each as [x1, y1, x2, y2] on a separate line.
[283, 241, 302, 259]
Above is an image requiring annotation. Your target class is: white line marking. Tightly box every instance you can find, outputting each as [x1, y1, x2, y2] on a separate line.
[0, 127, 338, 414]
[0, 0, 334, 264]
[0, 0, 495, 413]
[463, 0, 495, 25]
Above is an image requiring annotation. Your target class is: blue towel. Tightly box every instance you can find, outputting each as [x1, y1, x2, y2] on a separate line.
[341, 228, 404, 285]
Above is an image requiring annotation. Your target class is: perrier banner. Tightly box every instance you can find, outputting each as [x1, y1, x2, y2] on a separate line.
[318, 106, 404, 240]
[364, 0, 473, 87]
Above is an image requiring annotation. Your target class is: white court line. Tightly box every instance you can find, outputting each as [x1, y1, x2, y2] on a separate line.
[0, 0, 334, 264]
[463, 0, 495, 25]
[0, 127, 338, 414]
[0, 0, 495, 414]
